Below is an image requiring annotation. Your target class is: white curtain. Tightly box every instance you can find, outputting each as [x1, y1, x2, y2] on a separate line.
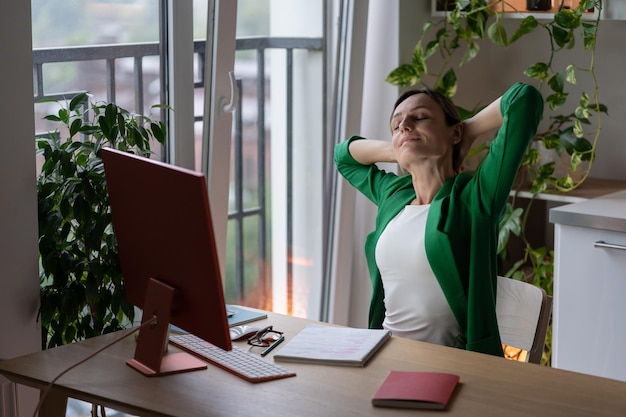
[325, 0, 402, 327]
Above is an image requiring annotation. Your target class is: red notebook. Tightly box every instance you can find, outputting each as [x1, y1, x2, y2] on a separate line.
[372, 371, 460, 410]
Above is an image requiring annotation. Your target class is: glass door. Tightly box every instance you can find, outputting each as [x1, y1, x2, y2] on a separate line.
[199, 1, 326, 319]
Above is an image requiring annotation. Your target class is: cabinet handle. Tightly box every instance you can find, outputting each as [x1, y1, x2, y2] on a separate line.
[593, 240, 626, 251]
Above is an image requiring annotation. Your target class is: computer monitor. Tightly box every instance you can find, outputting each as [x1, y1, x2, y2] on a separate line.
[101, 147, 232, 377]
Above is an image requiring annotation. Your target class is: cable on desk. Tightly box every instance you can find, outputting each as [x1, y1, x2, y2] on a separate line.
[32, 316, 158, 417]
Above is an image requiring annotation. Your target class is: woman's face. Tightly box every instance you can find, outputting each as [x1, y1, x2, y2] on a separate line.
[390, 93, 461, 170]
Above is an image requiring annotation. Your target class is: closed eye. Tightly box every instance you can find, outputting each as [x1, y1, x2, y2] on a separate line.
[392, 116, 427, 131]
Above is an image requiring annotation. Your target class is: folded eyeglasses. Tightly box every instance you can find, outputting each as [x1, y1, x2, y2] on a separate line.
[247, 326, 284, 348]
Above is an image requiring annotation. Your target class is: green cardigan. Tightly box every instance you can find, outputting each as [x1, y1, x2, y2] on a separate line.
[334, 83, 543, 357]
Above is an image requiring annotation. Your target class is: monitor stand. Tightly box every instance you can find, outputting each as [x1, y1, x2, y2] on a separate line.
[126, 278, 208, 376]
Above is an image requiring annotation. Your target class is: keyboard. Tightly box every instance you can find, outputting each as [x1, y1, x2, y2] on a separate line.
[169, 333, 296, 383]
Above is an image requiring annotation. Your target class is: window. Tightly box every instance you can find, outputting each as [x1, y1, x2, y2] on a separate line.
[32, 0, 164, 159]
[33, 0, 331, 321]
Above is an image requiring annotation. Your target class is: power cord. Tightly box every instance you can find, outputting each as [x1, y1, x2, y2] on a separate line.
[33, 316, 158, 417]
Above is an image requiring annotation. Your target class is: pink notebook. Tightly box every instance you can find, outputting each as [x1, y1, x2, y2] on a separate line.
[372, 371, 460, 410]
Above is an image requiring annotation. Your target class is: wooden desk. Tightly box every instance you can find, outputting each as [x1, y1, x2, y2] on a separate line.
[2, 312, 626, 417]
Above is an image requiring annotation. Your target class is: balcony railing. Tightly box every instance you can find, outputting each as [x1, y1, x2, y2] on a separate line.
[32, 36, 324, 306]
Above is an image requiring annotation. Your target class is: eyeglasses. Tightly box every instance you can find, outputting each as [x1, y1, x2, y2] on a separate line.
[247, 326, 284, 347]
[247, 325, 285, 357]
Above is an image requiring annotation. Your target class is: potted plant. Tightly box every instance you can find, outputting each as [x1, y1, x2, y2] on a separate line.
[37, 92, 166, 348]
[386, 0, 606, 364]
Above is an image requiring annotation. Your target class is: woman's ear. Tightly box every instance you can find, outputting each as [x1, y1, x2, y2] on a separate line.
[451, 123, 465, 173]
[451, 123, 463, 144]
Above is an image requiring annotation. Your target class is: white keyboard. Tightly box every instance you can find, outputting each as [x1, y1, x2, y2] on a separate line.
[169, 333, 296, 383]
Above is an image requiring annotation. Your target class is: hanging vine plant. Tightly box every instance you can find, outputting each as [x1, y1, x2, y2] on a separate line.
[387, 0, 606, 194]
[385, 0, 607, 365]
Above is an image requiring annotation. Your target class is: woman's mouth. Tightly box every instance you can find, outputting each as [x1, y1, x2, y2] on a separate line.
[400, 136, 421, 146]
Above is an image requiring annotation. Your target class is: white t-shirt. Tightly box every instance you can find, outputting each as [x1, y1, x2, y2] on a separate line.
[375, 204, 462, 348]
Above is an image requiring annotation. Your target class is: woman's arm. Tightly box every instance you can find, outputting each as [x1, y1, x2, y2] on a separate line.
[472, 82, 543, 213]
[464, 97, 503, 140]
[347, 139, 396, 165]
[349, 95, 505, 167]
[457, 96, 504, 163]
[334, 136, 401, 206]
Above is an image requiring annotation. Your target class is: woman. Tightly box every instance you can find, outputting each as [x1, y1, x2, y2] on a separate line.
[334, 83, 543, 357]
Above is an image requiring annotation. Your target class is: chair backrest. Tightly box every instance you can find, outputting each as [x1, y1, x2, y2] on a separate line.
[496, 276, 552, 364]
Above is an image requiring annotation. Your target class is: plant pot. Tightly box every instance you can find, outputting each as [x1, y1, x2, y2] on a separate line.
[527, 0, 551, 11]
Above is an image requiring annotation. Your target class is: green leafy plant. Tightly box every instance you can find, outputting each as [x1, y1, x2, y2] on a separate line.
[37, 92, 166, 349]
[386, 0, 606, 365]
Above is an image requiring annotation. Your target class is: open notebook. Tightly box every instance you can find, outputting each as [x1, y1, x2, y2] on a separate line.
[273, 324, 391, 367]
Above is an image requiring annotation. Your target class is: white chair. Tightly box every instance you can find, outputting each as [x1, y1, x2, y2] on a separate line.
[496, 276, 552, 364]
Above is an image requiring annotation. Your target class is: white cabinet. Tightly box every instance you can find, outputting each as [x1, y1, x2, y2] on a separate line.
[550, 190, 626, 381]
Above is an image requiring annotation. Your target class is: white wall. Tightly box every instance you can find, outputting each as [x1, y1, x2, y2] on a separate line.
[0, 2, 42, 416]
[587, 18, 626, 179]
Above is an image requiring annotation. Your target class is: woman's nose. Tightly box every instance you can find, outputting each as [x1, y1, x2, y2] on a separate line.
[399, 118, 413, 131]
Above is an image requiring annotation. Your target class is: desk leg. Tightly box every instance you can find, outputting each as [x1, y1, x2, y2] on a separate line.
[37, 388, 67, 417]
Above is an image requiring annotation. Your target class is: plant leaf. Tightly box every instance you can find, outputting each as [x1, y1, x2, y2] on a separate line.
[524, 62, 549, 80]
[44, 114, 62, 122]
[541, 133, 561, 150]
[559, 127, 592, 160]
[573, 118, 584, 138]
[58, 108, 69, 125]
[565, 64, 576, 85]
[424, 39, 440, 60]
[69, 92, 90, 112]
[150, 122, 165, 144]
[548, 71, 564, 94]
[459, 40, 479, 66]
[552, 26, 572, 48]
[509, 16, 538, 44]
[386, 64, 420, 87]
[554, 9, 581, 30]
[582, 22, 597, 51]
[546, 92, 568, 110]
[588, 102, 608, 115]
[69, 119, 82, 137]
[411, 42, 427, 74]
[498, 203, 522, 254]
[437, 68, 458, 98]
[487, 20, 508, 47]
[467, 6, 487, 39]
